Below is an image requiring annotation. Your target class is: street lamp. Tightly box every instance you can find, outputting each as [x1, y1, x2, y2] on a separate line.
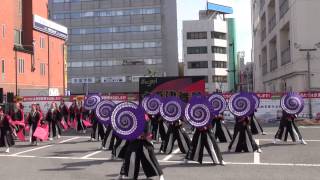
[228, 42, 237, 92]
[297, 42, 319, 119]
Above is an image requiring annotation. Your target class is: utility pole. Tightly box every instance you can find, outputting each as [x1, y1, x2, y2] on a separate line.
[299, 48, 317, 119]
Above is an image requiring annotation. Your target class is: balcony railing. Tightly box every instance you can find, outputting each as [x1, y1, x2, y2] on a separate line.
[270, 54, 278, 71]
[280, 0, 289, 19]
[281, 46, 291, 65]
[261, 28, 266, 42]
[268, 14, 276, 33]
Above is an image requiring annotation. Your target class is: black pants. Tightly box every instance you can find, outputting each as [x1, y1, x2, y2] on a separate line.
[120, 139, 163, 179]
[76, 115, 85, 131]
[62, 114, 69, 127]
[91, 121, 104, 140]
[112, 137, 128, 159]
[49, 120, 61, 138]
[162, 124, 191, 154]
[151, 120, 167, 141]
[186, 129, 223, 164]
[30, 122, 38, 142]
[101, 126, 116, 150]
[228, 122, 259, 152]
[212, 120, 232, 143]
[250, 117, 264, 135]
[0, 127, 14, 147]
[275, 120, 303, 142]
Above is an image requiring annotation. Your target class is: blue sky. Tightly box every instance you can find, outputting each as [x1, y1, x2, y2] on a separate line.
[177, 0, 252, 62]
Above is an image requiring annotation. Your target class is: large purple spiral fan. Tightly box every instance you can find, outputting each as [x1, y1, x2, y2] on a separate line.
[84, 95, 102, 110]
[142, 94, 162, 115]
[111, 102, 145, 140]
[95, 100, 116, 125]
[160, 96, 184, 122]
[208, 93, 227, 114]
[228, 92, 255, 117]
[280, 92, 304, 115]
[185, 96, 216, 128]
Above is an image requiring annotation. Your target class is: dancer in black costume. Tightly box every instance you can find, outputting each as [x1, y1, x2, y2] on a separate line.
[185, 124, 224, 165]
[119, 117, 164, 180]
[212, 114, 232, 143]
[228, 116, 261, 153]
[26, 104, 42, 145]
[273, 110, 307, 144]
[46, 102, 62, 140]
[161, 119, 191, 154]
[150, 114, 167, 143]
[0, 108, 15, 153]
[89, 110, 104, 141]
[249, 110, 266, 135]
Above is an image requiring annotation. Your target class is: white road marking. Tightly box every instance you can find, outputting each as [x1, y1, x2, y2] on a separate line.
[60, 136, 90, 138]
[10, 137, 80, 156]
[1, 154, 320, 167]
[0, 155, 36, 158]
[300, 126, 320, 129]
[42, 156, 109, 161]
[254, 139, 260, 164]
[159, 160, 320, 167]
[259, 139, 320, 142]
[162, 148, 180, 161]
[81, 151, 102, 159]
[11, 145, 53, 156]
[58, 137, 81, 144]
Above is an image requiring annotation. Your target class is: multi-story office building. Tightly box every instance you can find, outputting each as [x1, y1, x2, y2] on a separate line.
[252, 0, 320, 92]
[183, 3, 233, 93]
[239, 62, 254, 92]
[49, 0, 178, 94]
[0, 0, 67, 97]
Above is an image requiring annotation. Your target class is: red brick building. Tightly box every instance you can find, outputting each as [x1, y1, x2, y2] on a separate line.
[0, 0, 67, 97]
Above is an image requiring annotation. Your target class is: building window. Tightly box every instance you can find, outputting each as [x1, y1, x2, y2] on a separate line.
[212, 46, 227, 54]
[69, 25, 161, 35]
[71, 77, 95, 84]
[70, 41, 161, 51]
[1, 24, 5, 38]
[211, 32, 227, 39]
[18, 58, 24, 74]
[14, 29, 22, 45]
[212, 75, 227, 83]
[187, 61, 208, 69]
[52, 7, 161, 20]
[212, 61, 227, 68]
[40, 63, 46, 76]
[187, 32, 207, 39]
[1, 60, 4, 73]
[40, 37, 45, 48]
[101, 76, 126, 83]
[187, 46, 208, 54]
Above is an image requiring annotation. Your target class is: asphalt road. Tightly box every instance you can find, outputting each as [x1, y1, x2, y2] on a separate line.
[0, 125, 320, 180]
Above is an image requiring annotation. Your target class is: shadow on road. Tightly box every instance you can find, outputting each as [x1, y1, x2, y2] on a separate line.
[39, 160, 108, 171]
